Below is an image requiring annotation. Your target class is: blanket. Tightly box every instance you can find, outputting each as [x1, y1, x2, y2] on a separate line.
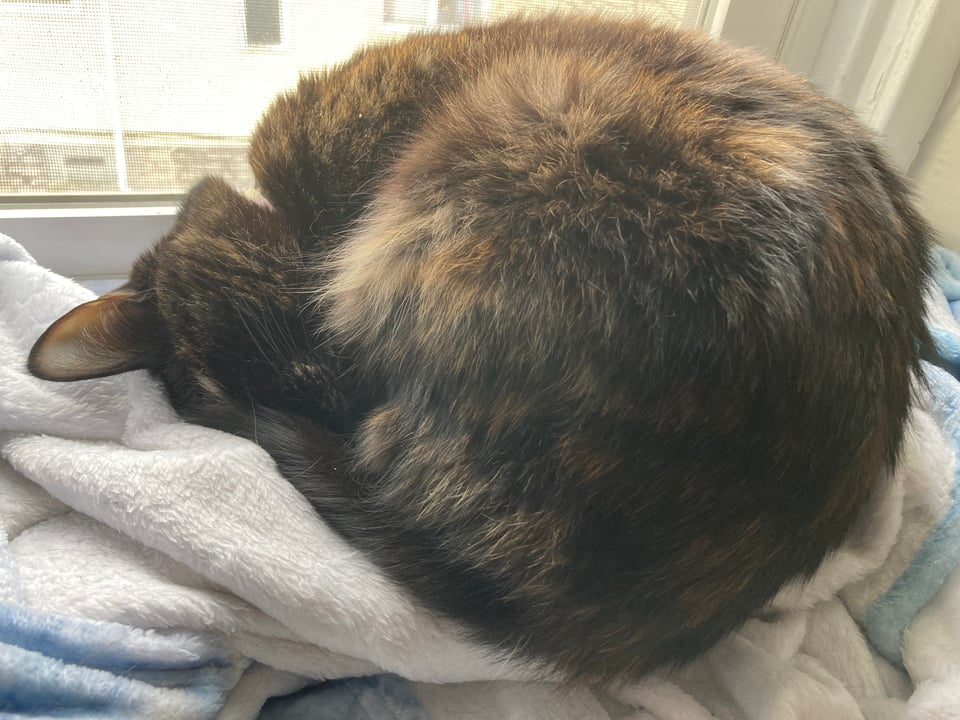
[2, 231, 960, 719]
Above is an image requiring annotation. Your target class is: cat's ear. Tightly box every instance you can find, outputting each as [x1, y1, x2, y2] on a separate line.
[28, 287, 164, 381]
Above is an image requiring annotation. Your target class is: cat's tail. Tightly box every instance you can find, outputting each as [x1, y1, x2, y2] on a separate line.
[178, 394, 367, 516]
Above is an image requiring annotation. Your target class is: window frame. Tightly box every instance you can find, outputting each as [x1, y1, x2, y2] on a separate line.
[2, 0, 956, 279]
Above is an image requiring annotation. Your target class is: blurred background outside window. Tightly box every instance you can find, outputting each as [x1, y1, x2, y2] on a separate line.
[0, 0, 709, 199]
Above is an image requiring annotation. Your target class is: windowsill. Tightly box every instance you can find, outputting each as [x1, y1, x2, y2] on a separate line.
[0, 207, 175, 280]
[79, 277, 126, 295]
[0, 205, 177, 219]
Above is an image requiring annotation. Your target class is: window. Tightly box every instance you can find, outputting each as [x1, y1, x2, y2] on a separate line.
[3, 0, 957, 279]
[0, 0, 710, 200]
[384, 0, 485, 28]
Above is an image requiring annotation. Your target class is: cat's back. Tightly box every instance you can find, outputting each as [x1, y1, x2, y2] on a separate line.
[327, 14, 927, 417]
[305, 15, 932, 680]
[252, 15, 779, 233]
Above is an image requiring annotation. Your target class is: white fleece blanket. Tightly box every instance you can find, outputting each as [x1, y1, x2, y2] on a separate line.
[2, 231, 960, 719]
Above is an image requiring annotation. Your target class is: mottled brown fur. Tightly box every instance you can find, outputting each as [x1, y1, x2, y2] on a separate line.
[29, 15, 932, 684]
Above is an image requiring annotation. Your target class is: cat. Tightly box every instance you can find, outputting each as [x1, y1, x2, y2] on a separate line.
[28, 14, 933, 684]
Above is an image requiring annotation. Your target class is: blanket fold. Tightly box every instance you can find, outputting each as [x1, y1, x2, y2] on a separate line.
[2, 231, 960, 719]
[0, 602, 241, 719]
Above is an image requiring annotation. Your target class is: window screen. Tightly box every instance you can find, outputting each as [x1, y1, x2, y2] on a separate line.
[0, 0, 709, 198]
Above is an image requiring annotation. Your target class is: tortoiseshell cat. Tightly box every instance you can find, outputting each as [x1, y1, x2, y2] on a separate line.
[29, 15, 933, 682]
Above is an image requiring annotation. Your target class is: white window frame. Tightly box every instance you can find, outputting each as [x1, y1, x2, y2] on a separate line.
[722, 0, 960, 171]
[2, 0, 957, 280]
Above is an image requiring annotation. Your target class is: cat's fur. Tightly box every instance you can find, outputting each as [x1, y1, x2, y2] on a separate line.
[29, 15, 933, 683]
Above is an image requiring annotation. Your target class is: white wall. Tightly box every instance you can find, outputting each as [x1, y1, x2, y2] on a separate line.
[910, 63, 960, 253]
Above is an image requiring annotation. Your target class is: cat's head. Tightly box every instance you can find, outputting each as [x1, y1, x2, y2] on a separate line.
[28, 177, 359, 430]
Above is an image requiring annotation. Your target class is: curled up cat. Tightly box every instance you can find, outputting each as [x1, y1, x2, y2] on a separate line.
[28, 15, 933, 685]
